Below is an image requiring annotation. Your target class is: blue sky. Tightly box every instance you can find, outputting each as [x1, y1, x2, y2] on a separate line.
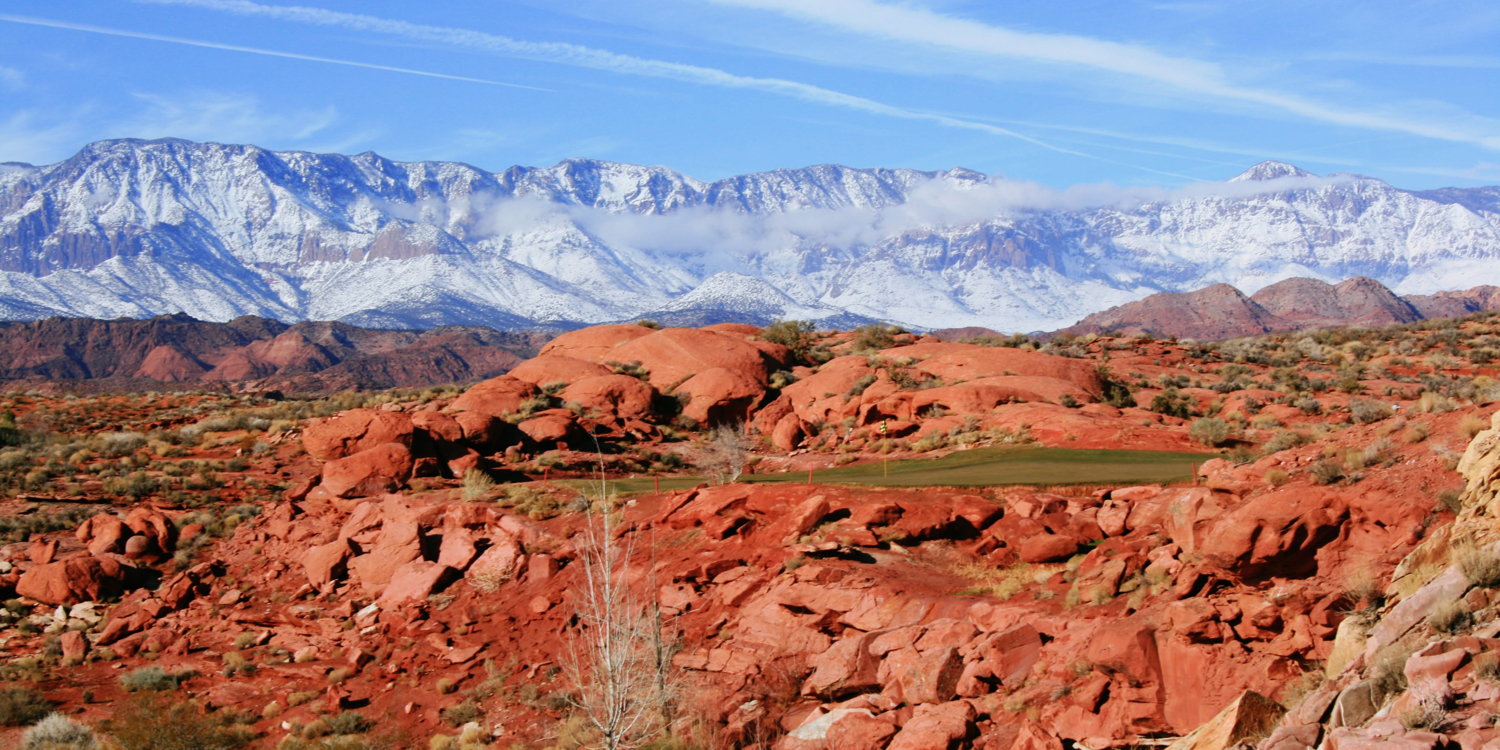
[1, 0, 1498, 188]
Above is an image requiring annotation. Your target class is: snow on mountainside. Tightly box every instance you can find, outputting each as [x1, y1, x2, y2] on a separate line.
[1, 139, 1499, 332]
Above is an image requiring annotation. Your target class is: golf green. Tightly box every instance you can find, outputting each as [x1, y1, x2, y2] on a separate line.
[563, 445, 1212, 495]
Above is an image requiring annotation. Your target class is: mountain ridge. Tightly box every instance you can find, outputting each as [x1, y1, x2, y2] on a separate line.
[1054, 276, 1500, 340]
[3, 138, 1500, 332]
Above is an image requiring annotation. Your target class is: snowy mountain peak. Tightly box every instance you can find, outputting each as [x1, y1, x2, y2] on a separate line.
[1230, 161, 1316, 182]
[2, 139, 1500, 333]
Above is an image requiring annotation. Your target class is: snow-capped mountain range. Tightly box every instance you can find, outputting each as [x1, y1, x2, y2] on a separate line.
[2, 138, 1498, 332]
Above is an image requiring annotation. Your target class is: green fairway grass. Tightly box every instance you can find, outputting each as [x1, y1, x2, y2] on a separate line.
[561, 445, 1213, 496]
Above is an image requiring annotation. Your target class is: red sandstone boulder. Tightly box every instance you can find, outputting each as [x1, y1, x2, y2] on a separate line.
[378, 561, 456, 607]
[77, 514, 131, 555]
[123, 535, 156, 561]
[825, 712, 896, 750]
[448, 376, 539, 419]
[16, 555, 132, 605]
[1087, 620, 1161, 686]
[303, 540, 354, 589]
[772, 413, 807, 452]
[893, 342, 1103, 393]
[125, 507, 176, 553]
[561, 374, 657, 422]
[303, 408, 416, 461]
[1197, 488, 1347, 580]
[453, 412, 507, 447]
[411, 410, 464, 444]
[803, 631, 881, 698]
[675, 368, 766, 426]
[27, 538, 57, 564]
[518, 413, 581, 446]
[606, 328, 774, 388]
[886, 701, 975, 750]
[320, 443, 415, 498]
[60, 630, 89, 663]
[508, 355, 615, 387]
[1019, 533, 1081, 563]
[539, 324, 657, 363]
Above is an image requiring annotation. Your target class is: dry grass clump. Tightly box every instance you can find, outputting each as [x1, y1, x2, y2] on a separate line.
[1264, 468, 1289, 487]
[952, 561, 1062, 600]
[1309, 459, 1346, 485]
[104, 695, 255, 750]
[461, 469, 497, 502]
[22, 713, 97, 750]
[1458, 544, 1500, 588]
[1461, 413, 1490, 439]
[0, 685, 53, 727]
[1427, 599, 1471, 634]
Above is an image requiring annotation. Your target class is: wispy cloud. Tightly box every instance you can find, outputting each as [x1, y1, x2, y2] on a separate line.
[0, 13, 551, 91]
[122, 91, 336, 144]
[0, 66, 24, 91]
[0, 109, 87, 164]
[1309, 52, 1500, 69]
[446, 171, 1359, 264]
[132, 0, 1100, 161]
[707, 0, 1500, 151]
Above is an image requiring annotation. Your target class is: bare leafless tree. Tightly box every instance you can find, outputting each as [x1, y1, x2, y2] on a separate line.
[701, 422, 753, 484]
[565, 503, 679, 750]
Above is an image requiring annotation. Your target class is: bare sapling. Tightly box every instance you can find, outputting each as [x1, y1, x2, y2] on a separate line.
[565, 499, 680, 749]
[702, 422, 753, 484]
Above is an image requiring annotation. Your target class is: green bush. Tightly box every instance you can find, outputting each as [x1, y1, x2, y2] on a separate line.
[1349, 399, 1393, 424]
[1188, 418, 1230, 447]
[119, 666, 194, 692]
[760, 319, 818, 363]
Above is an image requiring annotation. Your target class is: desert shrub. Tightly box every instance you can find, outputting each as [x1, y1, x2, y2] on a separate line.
[440, 701, 482, 728]
[104, 471, 158, 499]
[634, 320, 660, 330]
[1188, 418, 1230, 447]
[1437, 488, 1463, 513]
[1264, 468, 1289, 487]
[1458, 544, 1500, 588]
[1415, 392, 1458, 414]
[119, 666, 193, 692]
[325, 712, 373, 736]
[497, 484, 562, 520]
[0, 685, 53, 726]
[851, 325, 898, 353]
[847, 374, 878, 397]
[94, 432, 146, 458]
[1149, 389, 1194, 419]
[1249, 412, 1280, 429]
[1350, 399, 1394, 424]
[759, 319, 817, 364]
[461, 469, 496, 503]
[1403, 425, 1429, 444]
[22, 713, 96, 750]
[1296, 397, 1323, 415]
[1261, 429, 1312, 454]
[104, 695, 253, 750]
[1461, 414, 1489, 439]
[1309, 460, 1346, 485]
